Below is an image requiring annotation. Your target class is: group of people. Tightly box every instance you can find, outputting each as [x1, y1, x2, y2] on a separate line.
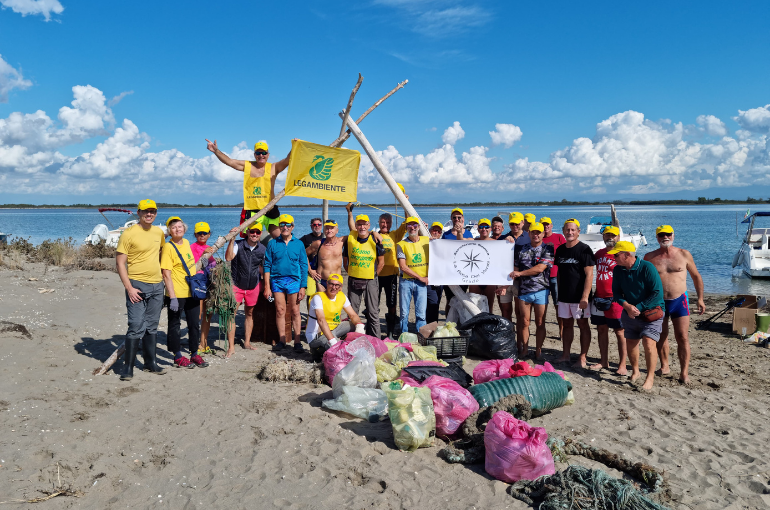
[115, 139, 704, 390]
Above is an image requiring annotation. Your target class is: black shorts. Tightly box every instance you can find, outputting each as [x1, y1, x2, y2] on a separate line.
[590, 313, 623, 330]
[378, 275, 398, 309]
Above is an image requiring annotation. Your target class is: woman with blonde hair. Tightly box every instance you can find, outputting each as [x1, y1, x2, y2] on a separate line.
[161, 217, 208, 368]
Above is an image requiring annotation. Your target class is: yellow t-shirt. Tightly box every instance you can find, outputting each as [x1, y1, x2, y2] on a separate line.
[380, 222, 408, 277]
[116, 224, 166, 284]
[397, 236, 430, 278]
[346, 232, 378, 279]
[243, 161, 273, 210]
[160, 239, 196, 298]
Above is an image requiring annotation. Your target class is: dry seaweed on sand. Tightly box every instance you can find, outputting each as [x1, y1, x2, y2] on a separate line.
[256, 357, 324, 385]
[508, 465, 670, 510]
[206, 260, 237, 337]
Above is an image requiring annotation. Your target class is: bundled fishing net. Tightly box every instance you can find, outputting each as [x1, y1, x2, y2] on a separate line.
[508, 465, 670, 510]
[256, 357, 324, 384]
[206, 259, 237, 341]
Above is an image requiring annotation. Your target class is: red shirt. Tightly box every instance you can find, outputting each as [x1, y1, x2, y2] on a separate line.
[542, 233, 566, 278]
[595, 247, 622, 319]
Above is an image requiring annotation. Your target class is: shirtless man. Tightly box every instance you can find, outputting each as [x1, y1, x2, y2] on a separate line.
[308, 220, 344, 293]
[205, 139, 291, 238]
[643, 225, 705, 384]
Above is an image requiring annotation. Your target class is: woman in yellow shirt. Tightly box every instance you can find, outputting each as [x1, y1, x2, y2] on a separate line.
[160, 217, 208, 368]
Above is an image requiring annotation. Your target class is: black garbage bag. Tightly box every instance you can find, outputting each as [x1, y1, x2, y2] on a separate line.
[402, 365, 473, 388]
[458, 312, 517, 360]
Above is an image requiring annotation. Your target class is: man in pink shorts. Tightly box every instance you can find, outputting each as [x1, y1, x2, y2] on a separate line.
[225, 223, 266, 358]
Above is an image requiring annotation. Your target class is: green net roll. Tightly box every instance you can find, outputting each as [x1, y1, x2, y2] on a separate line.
[469, 372, 572, 416]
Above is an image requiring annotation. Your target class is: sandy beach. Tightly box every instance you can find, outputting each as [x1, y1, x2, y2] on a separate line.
[2, 261, 770, 509]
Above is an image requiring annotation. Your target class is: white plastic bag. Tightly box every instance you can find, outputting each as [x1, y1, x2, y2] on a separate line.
[433, 321, 460, 338]
[322, 387, 388, 421]
[331, 338, 377, 398]
[446, 293, 489, 324]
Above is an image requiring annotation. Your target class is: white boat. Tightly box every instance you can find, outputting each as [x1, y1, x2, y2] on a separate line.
[733, 212, 770, 278]
[579, 205, 647, 253]
[84, 208, 167, 248]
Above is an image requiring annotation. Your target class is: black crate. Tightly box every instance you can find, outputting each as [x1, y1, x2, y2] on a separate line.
[418, 330, 471, 358]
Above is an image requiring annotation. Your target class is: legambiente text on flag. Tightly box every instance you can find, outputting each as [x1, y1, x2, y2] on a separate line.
[284, 139, 360, 202]
[428, 239, 515, 285]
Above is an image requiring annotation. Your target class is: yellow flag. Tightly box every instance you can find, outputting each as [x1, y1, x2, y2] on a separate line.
[284, 139, 360, 202]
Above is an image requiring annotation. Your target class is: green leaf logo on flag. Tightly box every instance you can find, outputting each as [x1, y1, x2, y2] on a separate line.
[308, 155, 334, 181]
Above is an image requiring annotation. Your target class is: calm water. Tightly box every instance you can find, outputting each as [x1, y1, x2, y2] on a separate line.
[1, 204, 768, 296]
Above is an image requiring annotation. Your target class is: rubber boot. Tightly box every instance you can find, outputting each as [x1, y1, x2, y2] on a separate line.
[141, 333, 167, 375]
[385, 313, 396, 340]
[120, 337, 139, 381]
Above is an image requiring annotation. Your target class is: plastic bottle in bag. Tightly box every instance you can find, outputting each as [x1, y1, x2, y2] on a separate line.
[331, 339, 377, 398]
[384, 385, 436, 451]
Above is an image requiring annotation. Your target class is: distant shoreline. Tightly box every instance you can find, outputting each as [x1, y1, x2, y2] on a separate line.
[1, 198, 768, 210]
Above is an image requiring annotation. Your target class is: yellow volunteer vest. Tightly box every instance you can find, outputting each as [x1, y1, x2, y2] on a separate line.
[318, 291, 346, 330]
[398, 236, 430, 278]
[243, 161, 272, 210]
[379, 223, 407, 277]
[346, 233, 377, 279]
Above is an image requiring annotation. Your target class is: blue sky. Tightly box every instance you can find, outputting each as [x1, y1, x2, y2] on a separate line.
[1, 0, 770, 205]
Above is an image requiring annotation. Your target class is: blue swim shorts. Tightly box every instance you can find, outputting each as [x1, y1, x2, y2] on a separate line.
[664, 292, 690, 318]
[518, 288, 549, 305]
[271, 276, 301, 295]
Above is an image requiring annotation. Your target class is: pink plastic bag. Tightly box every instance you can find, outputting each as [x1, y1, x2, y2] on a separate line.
[484, 411, 555, 483]
[534, 361, 565, 380]
[396, 375, 479, 437]
[344, 332, 390, 358]
[323, 342, 354, 385]
[473, 359, 515, 384]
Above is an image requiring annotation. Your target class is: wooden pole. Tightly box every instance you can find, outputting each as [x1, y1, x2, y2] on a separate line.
[322, 200, 329, 222]
[343, 116, 482, 317]
[610, 204, 619, 227]
[95, 78, 410, 376]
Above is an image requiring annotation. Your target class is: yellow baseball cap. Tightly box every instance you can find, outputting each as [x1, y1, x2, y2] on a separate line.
[529, 222, 544, 233]
[254, 141, 269, 152]
[508, 212, 523, 224]
[656, 225, 674, 235]
[278, 213, 294, 224]
[355, 214, 370, 223]
[328, 273, 343, 284]
[323, 219, 337, 227]
[397, 183, 405, 194]
[194, 222, 210, 233]
[478, 218, 491, 227]
[539, 216, 552, 224]
[166, 216, 182, 227]
[524, 213, 536, 223]
[138, 199, 157, 210]
[431, 221, 444, 230]
[247, 222, 262, 232]
[564, 218, 581, 228]
[405, 216, 420, 224]
[603, 226, 620, 236]
[451, 207, 464, 216]
[607, 240, 636, 255]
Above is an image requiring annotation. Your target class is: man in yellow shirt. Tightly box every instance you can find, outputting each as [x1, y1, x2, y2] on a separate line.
[115, 199, 167, 381]
[397, 217, 430, 334]
[205, 138, 291, 238]
[343, 210, 385, 338]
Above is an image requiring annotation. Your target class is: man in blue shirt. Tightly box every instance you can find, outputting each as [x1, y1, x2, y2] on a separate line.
[442, 207, 474, 240]
[264, 214, 309, 352]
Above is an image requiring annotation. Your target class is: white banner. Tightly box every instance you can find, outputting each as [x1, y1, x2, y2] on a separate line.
[428, 239, 515, 285]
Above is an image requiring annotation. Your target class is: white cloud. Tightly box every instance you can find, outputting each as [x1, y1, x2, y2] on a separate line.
[0, 0, 63, 21]
[735, 104, 770, 133]
[374, 0, 491, 37]
[441, 121, 464, 145]
[0, 54, 32, 103]
[696, 114, 727, 137]
[489, 123, 523, 148]
[108, 90, 134, 107]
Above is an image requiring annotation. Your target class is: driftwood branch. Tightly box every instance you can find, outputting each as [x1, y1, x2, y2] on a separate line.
[92, 342, 126, 375]
[329, 79, 408, 148]
[343, 116, 482, 317]
[340, 73, 363, 139]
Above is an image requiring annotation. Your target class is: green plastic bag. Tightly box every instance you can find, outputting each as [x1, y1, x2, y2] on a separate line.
[411, 344, 439, 363]
[433, 322, 460, 338]
[385, 385, 436, 451]
[398, 332, 419, 344]
[375, 358, 401, 383]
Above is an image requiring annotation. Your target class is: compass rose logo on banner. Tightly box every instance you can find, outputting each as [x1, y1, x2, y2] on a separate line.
[452, 242, 491, 284]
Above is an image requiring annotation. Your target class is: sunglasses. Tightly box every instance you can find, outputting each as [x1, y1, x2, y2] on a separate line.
[451, 215, 463, 220]
[254, 150, 268, 156]
[279, 222, 293, 227]
[142, 210, 157, 215]
[195, 232, 210, 236]
[311, 223, 322, 227]
[657, 232, 673, 237]
[478, 225, 490, 230]
[248, 229, 261, 233]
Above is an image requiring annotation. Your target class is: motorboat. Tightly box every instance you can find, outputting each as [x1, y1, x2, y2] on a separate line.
[733, 212, 770, 278]
[574, 205, 645, 253]
[84, 208, 168, 248]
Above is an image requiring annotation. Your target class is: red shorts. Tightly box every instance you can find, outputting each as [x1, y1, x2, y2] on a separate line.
[233, 282, 261, 307]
